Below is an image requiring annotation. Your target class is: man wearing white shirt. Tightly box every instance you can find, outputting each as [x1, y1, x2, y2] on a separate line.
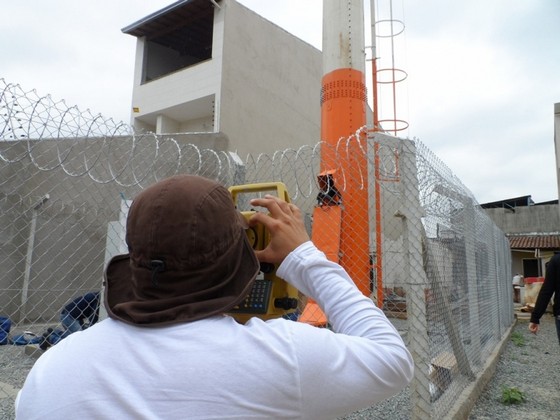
[16, 174, 413, 420]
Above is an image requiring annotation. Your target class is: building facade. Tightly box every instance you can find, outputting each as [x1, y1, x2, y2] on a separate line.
[122, 0, 322, 157]
[482, 196, 560, 278]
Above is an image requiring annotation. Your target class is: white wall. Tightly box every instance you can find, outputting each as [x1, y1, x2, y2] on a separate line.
[484, 204, 560, 234]
[127, 0, 322, 157]
[219, 0, 322, 157]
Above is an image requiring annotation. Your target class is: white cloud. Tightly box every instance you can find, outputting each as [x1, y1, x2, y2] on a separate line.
[2, 0, 559, 203]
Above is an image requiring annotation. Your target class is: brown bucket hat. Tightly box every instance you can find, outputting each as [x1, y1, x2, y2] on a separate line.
[104, 174, 259, 326]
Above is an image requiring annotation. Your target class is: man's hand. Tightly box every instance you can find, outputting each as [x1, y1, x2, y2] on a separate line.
[248, 194, 310, 264]
[528, 322, 539, 334]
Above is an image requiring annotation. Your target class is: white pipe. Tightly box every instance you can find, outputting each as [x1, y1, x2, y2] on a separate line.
[19, 194, 50, 322]
[323, 0, 366, 74]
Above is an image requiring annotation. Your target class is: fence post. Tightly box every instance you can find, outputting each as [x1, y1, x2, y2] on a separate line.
[463, 203, 482, 365]
[396, 139, 432, 419]
[20, 194, 50, 322]
[489, 223, 501, 340]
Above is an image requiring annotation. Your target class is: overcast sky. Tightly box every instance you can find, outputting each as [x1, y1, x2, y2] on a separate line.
[2, 0, 559, 204]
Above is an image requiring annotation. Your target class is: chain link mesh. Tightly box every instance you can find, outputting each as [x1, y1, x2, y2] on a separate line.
[0, 79, 513, 418]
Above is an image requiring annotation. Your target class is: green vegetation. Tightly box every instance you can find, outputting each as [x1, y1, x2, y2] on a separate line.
[501, 386, 526, 405]
[510, 331, 526, 347]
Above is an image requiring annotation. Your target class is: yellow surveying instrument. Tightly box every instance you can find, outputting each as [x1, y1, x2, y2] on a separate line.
[227, 182, 299, 324]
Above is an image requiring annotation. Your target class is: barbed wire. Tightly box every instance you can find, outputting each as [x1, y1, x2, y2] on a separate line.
[0, 78, 513, 419]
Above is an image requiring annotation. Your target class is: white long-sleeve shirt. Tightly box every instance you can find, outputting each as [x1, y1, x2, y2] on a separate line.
[16, 241, 413, 419]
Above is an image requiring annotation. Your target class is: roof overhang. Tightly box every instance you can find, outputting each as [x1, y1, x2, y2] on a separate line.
[508, 234, 560, 250]
[122, 0, 222, 39]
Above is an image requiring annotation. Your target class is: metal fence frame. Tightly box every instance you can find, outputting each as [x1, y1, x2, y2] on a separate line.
[0, 80, 514, 419]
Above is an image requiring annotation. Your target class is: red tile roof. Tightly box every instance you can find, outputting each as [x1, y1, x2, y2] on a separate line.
[508, 235, 560, 249]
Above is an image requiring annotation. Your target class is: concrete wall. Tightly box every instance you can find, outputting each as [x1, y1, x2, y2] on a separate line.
[484, 203, 559, 278]
[0, 134, 232, 323]
[483, 204, 560, 234]
[220, 0, 322, 157]
[0, 149, 124, 322]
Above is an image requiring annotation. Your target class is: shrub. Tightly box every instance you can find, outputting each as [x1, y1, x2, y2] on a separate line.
[501, 386, 525, 405]
[511, 331, 525, 347]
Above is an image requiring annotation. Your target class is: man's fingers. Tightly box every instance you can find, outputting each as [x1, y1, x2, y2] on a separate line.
[248, 196, 290, 230]
[253, 248, 271, 262]
[246, 195, 309, 264]
[248, 211, 272, 228]
[287, 202, 302, 217]
[250, 195, 289, 217]
[528, 323, 539, 334]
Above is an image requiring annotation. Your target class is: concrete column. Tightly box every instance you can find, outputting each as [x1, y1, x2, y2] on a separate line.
[156, 114, 180, 134]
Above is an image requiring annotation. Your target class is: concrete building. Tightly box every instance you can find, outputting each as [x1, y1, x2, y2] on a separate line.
[122, 0, 322, 157]
[482, 103, 560, 280]
[481, 196, 560, 278]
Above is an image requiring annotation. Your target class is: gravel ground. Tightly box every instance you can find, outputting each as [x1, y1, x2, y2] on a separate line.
[0, 345, 36, 420]
[1, 315, 557, 420]
[342, 314, 560, 420]
[468, 314, 559, 420]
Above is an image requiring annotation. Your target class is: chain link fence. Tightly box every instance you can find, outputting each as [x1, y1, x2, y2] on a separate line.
[0, 79, 513, 419]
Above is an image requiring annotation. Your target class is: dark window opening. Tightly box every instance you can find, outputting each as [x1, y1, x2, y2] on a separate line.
[142, 6, 214, 83]
[522, 258, 539, 277]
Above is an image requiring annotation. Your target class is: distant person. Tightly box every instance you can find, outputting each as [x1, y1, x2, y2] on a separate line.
[39, 292, 101, 351]
[528, 254, 560, 345]
[512, 273, 524, 303]
[60, 291, 101, 337]
[16, 175, 413, 419]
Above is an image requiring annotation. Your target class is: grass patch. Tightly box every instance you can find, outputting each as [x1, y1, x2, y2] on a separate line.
[501, 386, 525, 405]
[511, 331, 526, 347]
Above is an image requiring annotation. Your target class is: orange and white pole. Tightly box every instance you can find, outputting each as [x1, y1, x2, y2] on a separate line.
[319, 0, 370, 297]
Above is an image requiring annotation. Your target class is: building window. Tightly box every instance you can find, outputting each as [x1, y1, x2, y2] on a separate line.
[522, 258, 540, 277]
[142, 6, 214, 83]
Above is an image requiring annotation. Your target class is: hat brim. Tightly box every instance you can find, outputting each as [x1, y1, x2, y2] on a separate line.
[104, 221, 259, 326]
